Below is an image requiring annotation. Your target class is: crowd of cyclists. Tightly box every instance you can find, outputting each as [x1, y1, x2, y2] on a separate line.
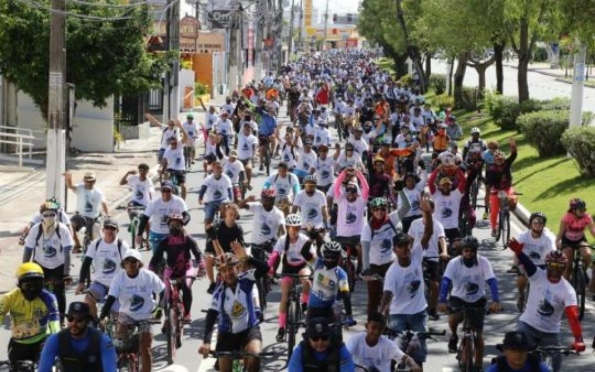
[1, 49, 595, 372]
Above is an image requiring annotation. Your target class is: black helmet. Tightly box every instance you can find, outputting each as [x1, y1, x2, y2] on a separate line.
[529, 211, 546, 226]
[460, 236, 479, 251]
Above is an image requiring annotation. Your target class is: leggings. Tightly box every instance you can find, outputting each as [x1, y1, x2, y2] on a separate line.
[40, 264, 66, 323]
[366, 262, 391, 317]
[163, 264, 195, 316]
[489, 187, 514, 230]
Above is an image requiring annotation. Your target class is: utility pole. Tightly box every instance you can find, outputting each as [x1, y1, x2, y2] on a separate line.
[170, 0, 181, 118]
[288, 0, 295, 58]
[569, 43, 587, 157]
[227, 14, 239, 93]
[297, 0, 303, 53]
[46, 0, 66, 204]
[322, 0, 329, 52]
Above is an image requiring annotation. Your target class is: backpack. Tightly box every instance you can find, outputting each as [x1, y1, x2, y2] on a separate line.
[161, 127, 178, 144]
[273, 173, 297, 189]
[93, 238, 124, 260]
[370, 219, 398, 240]
[34, 223, 63, 251]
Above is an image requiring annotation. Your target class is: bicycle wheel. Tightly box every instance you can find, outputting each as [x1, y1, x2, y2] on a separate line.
[265, 147, 271, 176]
[494, 210, 503, 242]
[471, 180, 479, 210]
[460, 337, 475, 372]
[287, 300, 297, 361]
[130, 218, 137, 250]
[500, 213, 510, 248]
[166, 306, 177, 364]
[572, 266, 586, 320]
[336, 117, 343, 141]
[344, 258, 356, 293]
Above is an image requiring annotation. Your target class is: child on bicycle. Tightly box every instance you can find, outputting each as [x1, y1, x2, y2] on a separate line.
[485, 137, 517, 238]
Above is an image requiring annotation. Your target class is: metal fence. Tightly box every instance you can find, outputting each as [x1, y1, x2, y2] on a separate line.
[147, 88, 164, 115]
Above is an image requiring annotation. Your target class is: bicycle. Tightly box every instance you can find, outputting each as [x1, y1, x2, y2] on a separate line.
[566, 244, 594, 320]
[385, 329, 445, 371]
[275, 273, 311, 361]
[183, 144, 195, 170]
[127, 206, 146, 250]
[530, 345, 580, 371]
[451, 306, 491, 372]
[494, 191, 522, 249]
[0, 360, 36, 372]
[163, 275, 196, 364]
[335, 236, 360, 293]
[250, 240, 276, 320]
[105, 319, 161, 372]
[208, 350, 276, 372]
[259, 136, 273, 176]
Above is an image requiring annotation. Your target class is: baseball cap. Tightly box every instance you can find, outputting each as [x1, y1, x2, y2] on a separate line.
[84, 172, 96, 181]
[186, 114, 194, 119]
[229, 150, 238, 158]
[497, 331, 532, 351]
[103, 218, 119, 229]
[439, 177, 453, 186]
[306, 317, 331, 339]
[66, 302, 92, 319]
[161, 181, 175, 191]
[123, 249, 142, 262]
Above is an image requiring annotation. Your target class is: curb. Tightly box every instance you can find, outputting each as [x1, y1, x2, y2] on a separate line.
[513, 203, 531, 228]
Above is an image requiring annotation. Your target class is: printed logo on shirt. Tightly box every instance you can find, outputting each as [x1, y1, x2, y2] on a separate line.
[408, 280, 422, 298]
[130, 295, 145, 312]
[465, 282, 479, 296]
[441, 207, 453, 219]
[213, 190, 223, 199]
[102, 258, 117, 274]
[231, 300, 246, 317]
[284, 154, 290, 162]
[315, 272, 336, 289]
[261, 224, 271, 236]
[243, 143, 249, 151]
[321, 170, 330, 179]
[278, 187, 287, 196]
[529, 251, 541, 260]
[85, 198, 93, 214]
[411, 199, 420, 210]
[381, 239, 392, 253]
[307, 208, 319, 219]
[303, 162, 309, 169]
[43, 244, 57, 258]
[226, 170, 234, 178]
[538, 298, 555, 317]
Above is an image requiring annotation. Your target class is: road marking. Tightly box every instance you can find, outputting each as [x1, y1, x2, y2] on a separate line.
[158, 365, 190, 372]
[442, 368, 458, 372]
[196, 359, 216, 372]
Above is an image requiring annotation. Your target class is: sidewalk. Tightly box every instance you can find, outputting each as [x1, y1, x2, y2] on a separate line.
[0, 99, 227, 292]
[503, 60, 595, 87]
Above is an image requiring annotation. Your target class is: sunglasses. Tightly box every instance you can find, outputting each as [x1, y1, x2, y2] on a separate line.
[547, 262, 566, 270]
[310, 336, 330, 342]
[66, 316, 87, 324]
[42, 213, 56, 218]
[373, 207, 387, 212]
[162, 189, 173, 193]
[346, 149, 354, 152]
[346, 188, 358, 194]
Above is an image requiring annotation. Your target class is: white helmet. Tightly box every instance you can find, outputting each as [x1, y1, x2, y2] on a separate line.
[285, 214, 302, 227]
[470, 127, 481, 135]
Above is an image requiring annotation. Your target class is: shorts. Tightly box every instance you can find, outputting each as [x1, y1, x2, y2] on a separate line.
[258, 135, 271, 146]
[204, 201, 224, 220]
[448, 296, 487, 333]
[168, 169, 186, 185]
[87, 281, 120, 312]
[239, 158, 252, 167]
[335, 236, 360, 254]
[8, 338, 44, 365]
[423, 259, 441, 282]
[117, 313, 153, 333]
[149, 231, 168, 253]
[71, 214, 98, 233]
[215, 326, 262, 353]
[561, 236, 587, 250]
[281, 262, 307, 275]
[388, 311, 428, 363]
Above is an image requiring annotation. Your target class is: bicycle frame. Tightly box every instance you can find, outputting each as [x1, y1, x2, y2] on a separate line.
[569, 245, 588, 321]
[106, 320, 158, 372]
[276, 273, 309, 361]
[495, 190, 511, 249]
[456, 307, 485, 372]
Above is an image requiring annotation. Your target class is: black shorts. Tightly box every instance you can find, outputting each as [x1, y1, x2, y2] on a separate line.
[168, 169, 186, 185]
[70, 214, 97, 232]
[423, 259, 441, 282]
[215, 326, 262, 352]
[448, 296, 487, 333]
[281, 262, 307, 275]
[8, 338, 44, 365]
[561, 236, 587, 250]
[258, 135, 271, 146]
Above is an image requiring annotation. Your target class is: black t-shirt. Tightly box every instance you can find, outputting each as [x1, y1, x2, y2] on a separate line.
[206, 221, 245, 253]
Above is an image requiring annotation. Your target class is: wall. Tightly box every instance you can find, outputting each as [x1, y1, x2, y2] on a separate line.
[193, 54, 214, 96]
[179, 68, 195, 110]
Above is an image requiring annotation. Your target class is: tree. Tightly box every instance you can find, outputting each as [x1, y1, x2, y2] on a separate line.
[0, 0, 169, 120]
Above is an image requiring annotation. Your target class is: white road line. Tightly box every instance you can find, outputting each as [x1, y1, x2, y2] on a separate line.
[196, 328, 218, 372]
[442, 368, 458, 372]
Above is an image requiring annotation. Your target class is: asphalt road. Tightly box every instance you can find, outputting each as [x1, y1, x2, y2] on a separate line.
[1, 104, 595, 372]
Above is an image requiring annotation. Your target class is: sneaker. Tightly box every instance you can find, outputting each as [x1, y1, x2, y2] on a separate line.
[276, 327, 285, 342]
[482, 212, 488, 220]
[259, 164, 264, 171]
[428, 310, 440, 321]
[448, 335, 458, 353]
[507, 266, 520, 274]
[183, 314, 192, 324]
[301, 302, 308, 314]
[207, 282, 217, 295]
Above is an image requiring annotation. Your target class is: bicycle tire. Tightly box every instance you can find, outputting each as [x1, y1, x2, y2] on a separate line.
[265, 147, 271, 176]
[130, 218, 137, 250]
[495, 210, 503, 242]
[500, 213, 510, 248]
[471, 180, 479, 210]
[459, 336, 475, 372]
[166, 306, 177, 364]
[287, 300, 297, 361]
[345, 258, 356, 293]
[572, 266, 586, 320]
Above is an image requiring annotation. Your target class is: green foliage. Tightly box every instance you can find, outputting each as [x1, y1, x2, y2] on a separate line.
[0, 0, 169, 120]
[459, 87, 483, 111]
[432, 94, 455, 111]
[398, 74, 413, 87]
[429, 74, 447, 95]
[358, 0, 405, 55]
[533, 46, 548, 62]
[195, 82, 209, 96]
[561, 126, 595, 177]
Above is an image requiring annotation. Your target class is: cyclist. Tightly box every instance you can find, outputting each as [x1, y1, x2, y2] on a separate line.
[182, 113, 199, 165]
[149, 214, 206, 323]
[432, 123, 449, 154]
[485, 137, 517, 238]
[99, 250, 165, 372]
[315, 143, 338, 193]
[137, 181, 190, 252]
[307, 241, 356, 326]
[361, 195, 411, 317]
[507, 243, 586, 371]
[215, 111, 234, 155]
[255, 104, 279, 171]
[346, 312, 422, 372]
[198, 161, 233, 226]
[511, 212, 556, 311]
[76, 218, 129, 321]
[292, 175, 330, 230]
[198, 248, 268, 372]
[64, 171, 109, 253]
[376, 139, 414, 180]
[267, 214, 315, 341]
[481, 140, 499, 220]
[221, 150, 248, 203]
[445, 116, 463, 142]
[438, 236, 502, 371]
[239, 189, 286, 247]
[0, 263, 60, 366]
[23, 200, 74, 323]
[205, 203, 246, 294]
[20, 197, 71, 245]
[400, 172, 427, 234]
[38, 302, 116, 372]
[294, 138, 318, 182]
[334, 168, 369, 275]
[555, 198, 595, 281]
[487, 331, 549, 372]
[336, 142, 365, 174]
[161, 131, 190, 199]
[205, 106, 218, 135]
[119, 163, 155, 222]
[236, 122, 259, 187]
[263, 162, 301, 212]
[287, 317, 355, 372]
[367, 157, 392, 202]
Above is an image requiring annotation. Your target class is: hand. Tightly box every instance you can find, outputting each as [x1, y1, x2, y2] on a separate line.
[63, 275, 73, 286]
[507, 238, 524, 254]
[198, 343, 211, 358]
[509, 137, 516, 147]
[437, 302, 448, 313]
[231, 240, 247, 259]
[198, 199, 204, 205]
[394, 179, 404, 192]
[572, 336, 585, 352]
[488, 302, 502, 313]
[418, 194, 432, 213]
[440, 252, 450, 261]
[196, 268, 206, 279]
[75, 283, 85, 295]
[62, 171, 72, 180]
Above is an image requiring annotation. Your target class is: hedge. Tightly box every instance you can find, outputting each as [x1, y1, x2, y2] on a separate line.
[432, 94, 455, 111]
[398, 74, 413, 87]
[517, 110, 594, 157]
[429, 74, 447, 95]
[561, 126, 595, 177]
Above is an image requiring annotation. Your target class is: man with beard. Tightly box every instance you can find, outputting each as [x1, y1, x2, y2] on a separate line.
[38, 302, 116, 372]
[292, 175, 329, 230]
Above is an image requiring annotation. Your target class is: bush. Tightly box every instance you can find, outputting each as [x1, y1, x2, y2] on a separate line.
[533, 46, 548, 62]
[561, 127, 595, 177]
[429, 74, 447, 95]
[195, 82, 209, 96]
[518, 110, 567, 157]
[398, 74, 413, 87]
[540, 97, 570, 111]
[432, 94, 455, 111]
[459, 86, 482, 111]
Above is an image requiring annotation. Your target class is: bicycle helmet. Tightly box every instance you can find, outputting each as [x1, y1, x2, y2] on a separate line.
[322, 241, 342, 260]
[261, 189, 277, 199]
[167, 213, 184, 224]
[470, 127, 481, 135]
[16, 262, 44, 282]
[569, 198, 586, 211]
[370, 197, 388, 209]
[373, 155, 385, 164]
[529, 211, 547, 226]
[304, 175, 317, 185]
[393, 233, 411, 247]
[285, 214, 302, 227]
[545, 251, 567, 265]
[41, 200, 59, 212]
[460, 236, 479, 252]
[216, 252, 239, 269]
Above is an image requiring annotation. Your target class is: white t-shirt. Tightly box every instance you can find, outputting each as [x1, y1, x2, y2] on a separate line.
[296, 150, 317, 173]
[215, 119, 233, 137]
[144, 195, 188, 234]
[221, 158, 245, 184]
[443, 256, 496, 303]
[280, 141, 298, 169]
[237, 133, 258, 160]
[248, 203, 285, 244]
[348, 136, 369, 156]
[160, 127, 180, 150]
[85, 238, 129, 286]
[384, 247, 427, 315]
[401, 183, 424, 218]
[182, 121, 199, 146]
[126, 175, 154, 207]
[293, 189, 327, 228]
[205, 113, 218, 130]
[209, 270, 259, 334]
[335, 193, 367, 238]
[408, 218, 446, 261]
[516, 229, 556, 266]
[313, 127, 331, 147]
[315, 156, 336, 187]
[519, 270, 577, 333]
[432, 190, 463, 230]
[108, 269, 165, 321]
[76, 185, 105, 218]
[163, 146, 185, 172]
[266, 172, 300, 202]
[361, 212, 401, 265]
[346, 333, 405, 372]
[335, 152, 364, 171]
[273, 233, 312, 267]
[200, 174, 232, 203]
[26, 223, 74, 269]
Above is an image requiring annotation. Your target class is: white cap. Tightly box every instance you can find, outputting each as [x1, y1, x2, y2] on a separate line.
[123, 250, 142, 261]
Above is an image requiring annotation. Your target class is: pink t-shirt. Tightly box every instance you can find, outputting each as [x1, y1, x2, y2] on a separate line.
[562, 212, 593, 241]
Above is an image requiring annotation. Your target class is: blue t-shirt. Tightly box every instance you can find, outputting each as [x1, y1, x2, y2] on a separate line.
[485, 360, 550, 372]
[288, 343, 355, 372]
[38, 329, 117, 372]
